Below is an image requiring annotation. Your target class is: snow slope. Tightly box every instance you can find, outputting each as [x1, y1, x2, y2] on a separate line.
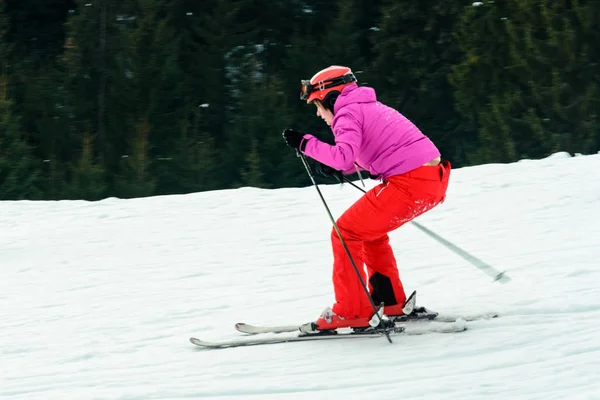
[1, 152, 599, 400]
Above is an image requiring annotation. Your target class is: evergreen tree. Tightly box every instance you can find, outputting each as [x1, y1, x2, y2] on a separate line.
[450, 0, 518, 163]
[156, 107, 220, 194]
[0, 73, 42, 199]
[1, 0, 597, 199]
[194, 0, 256, 148]
[2, 0, 75, 199]
[321, 0, 366, 68]
[224, 57, 295, 188]
[503, 0, 600, 157]
[3, 0, 76, 66]
[20, 66, 74, 179]
[239, 138, 265, 188]
[114, 116, 155, 198]
[68, 131, 107, 200]
[129, 0, 187, 194]
[371, 0, 469, 165]
[64, 0, 137, 179]
[452, 0, 600, 163]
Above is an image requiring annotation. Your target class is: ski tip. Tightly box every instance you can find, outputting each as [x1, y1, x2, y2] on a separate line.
[190, 337, 221, 349]
[190, 337, 201, 345]
[235, 322, 255, 332]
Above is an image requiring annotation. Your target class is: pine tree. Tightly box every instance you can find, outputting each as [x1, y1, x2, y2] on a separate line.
[452, 0, 600, 163]
[1, 0, 75, 198]
[370, 0, 469, 165]
[503, 0, 600, 157]
[0, 72, 42, 199]
[224, 57, 294, 188]
[20, 65, 75, 182]
[193, 0, 256, 149]
[129, 0, 187, 194]
[450, 0, 518, 164]
[68, 131, 107, 200]
[321, 0, 366, 67]
[239, 138, 265, 188]
[157, 107, 220, 194]
[114, 116, 155, 198]
[2, 0, 76, 66]
[64, 0, 137, 181]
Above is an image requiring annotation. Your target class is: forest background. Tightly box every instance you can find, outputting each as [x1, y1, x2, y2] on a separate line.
[1, 0, 598, 200]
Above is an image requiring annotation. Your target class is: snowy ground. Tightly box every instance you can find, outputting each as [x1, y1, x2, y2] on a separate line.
[2, 152, 600, 400]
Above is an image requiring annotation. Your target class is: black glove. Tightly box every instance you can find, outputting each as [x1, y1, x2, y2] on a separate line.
[282, 129, 307, 151]
[313, 162, 343, 182]
[368, 172, 381, 180]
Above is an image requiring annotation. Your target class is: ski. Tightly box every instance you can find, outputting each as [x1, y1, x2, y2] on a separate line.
[188, 289, 494, 349]
[190, 326, 405, 349]
[190, 319, 468, 349]
[235, 317, 468, 335]
[234, 312, 496, 335]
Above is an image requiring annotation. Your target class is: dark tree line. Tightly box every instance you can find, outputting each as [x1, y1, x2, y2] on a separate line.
[1, 0, 598, 200]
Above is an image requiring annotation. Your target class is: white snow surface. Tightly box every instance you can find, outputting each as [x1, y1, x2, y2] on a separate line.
[2, 152, 600, 399]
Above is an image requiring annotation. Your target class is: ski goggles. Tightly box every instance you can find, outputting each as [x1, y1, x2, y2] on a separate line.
[300, 73, 357, 101]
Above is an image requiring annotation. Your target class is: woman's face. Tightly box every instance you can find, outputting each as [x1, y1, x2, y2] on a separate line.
[315, 102, 334, 126]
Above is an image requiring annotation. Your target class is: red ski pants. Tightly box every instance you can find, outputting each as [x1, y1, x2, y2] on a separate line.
[330, 161, 451, 319]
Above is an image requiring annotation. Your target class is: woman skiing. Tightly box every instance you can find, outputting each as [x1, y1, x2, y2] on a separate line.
[282, 65, 451, 331]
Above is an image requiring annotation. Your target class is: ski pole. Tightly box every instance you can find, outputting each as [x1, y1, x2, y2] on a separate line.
[297, 153, 393, 342]
[340, 176, 511, 284]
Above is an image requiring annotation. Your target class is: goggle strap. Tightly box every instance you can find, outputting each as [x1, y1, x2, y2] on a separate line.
[315, 74, 356, 91]
[302, 73, 356, 100]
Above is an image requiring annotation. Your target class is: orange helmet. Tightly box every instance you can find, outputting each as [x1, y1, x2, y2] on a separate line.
[300, 65, 357, 105]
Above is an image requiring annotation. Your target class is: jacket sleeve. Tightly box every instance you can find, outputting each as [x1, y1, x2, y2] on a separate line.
[301, 110, 362, 172]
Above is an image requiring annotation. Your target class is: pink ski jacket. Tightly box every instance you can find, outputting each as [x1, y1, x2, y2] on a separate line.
[301, 84, 440, 179]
